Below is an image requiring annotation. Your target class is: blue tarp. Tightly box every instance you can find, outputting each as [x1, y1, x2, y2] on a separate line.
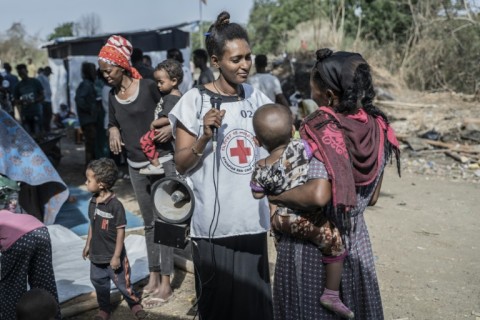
[0, 109, 69, 224]
[54, 186, 143, 236]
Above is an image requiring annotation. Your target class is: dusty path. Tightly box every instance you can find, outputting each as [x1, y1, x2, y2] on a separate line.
[370, 167, 479, 320]
[58, 136, 479, 320]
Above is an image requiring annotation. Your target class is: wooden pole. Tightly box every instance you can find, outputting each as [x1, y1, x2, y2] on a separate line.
[199, 0, 203, 48]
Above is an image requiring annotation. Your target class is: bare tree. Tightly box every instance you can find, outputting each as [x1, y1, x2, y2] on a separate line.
[74, 13, 102, 36]
[6, 22, 27, 40]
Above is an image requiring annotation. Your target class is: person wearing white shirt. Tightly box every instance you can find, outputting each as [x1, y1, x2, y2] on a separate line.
[167, 48, 193, 94]
[248, 54, 289, 107]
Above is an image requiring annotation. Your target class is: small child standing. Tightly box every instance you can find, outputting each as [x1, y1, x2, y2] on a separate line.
[250, 104, 353, 319]
[82, 158, 146, 320]
[139, 59, 183, 175]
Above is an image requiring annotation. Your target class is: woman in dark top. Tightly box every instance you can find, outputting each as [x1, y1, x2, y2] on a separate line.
[97, 35, 174, 308]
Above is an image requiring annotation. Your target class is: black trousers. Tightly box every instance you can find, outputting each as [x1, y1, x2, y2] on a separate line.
[90, 253, 141, 314]
[42, 101, 52, 133]
[192, 232, 273, 320]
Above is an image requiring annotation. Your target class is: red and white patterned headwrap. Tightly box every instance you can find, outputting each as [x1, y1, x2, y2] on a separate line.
[98, 35, 142, 79]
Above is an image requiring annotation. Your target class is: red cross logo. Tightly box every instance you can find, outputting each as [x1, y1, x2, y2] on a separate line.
[229, 139, 251, 164]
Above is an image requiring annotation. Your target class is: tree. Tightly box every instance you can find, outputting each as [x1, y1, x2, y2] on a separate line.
[0, 22, 46, 69]
[5, 22, 27, 40]
[343, 0, 413, 44]
[74, 13, 102, 36]
[248, 0, 313, 54]
[400, 0, 480, 93]
[47, 22, 74, 41]
[190, 21, 213, 51]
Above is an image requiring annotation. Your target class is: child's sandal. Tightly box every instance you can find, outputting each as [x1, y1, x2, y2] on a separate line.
[131, 304, 147, 320]
[93, 310, 110, 320]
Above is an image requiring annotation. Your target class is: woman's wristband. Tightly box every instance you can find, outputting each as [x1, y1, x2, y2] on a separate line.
[191, 136, 208, 157]
[192, 145, 203, 157]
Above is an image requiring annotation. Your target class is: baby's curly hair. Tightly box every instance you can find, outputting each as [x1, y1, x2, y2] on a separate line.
[155, 59, 184, 85]
[87, 158, 118, 190]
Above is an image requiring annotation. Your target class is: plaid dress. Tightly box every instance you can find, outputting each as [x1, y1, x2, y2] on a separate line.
[273, 158, 385, 320]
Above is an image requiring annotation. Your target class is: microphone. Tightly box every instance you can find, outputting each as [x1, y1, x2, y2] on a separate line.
[210, 95, 222, 149]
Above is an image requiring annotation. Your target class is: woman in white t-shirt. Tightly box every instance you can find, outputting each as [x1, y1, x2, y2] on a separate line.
[169, 11, 273, 320]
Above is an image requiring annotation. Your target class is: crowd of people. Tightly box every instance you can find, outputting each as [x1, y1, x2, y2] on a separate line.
[0, 9, 400, 320]
[0, 62, 55, 136]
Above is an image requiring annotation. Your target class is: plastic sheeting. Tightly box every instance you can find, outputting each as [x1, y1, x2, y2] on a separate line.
[48, 224, 149, 303]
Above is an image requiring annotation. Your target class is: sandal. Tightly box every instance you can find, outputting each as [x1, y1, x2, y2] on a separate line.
[141, 287, 156, 298]
[320, 295, 354, 319]
[142, 293, 174, 309]
[131, 304, 147, 319]
[92, 310, 110, 320]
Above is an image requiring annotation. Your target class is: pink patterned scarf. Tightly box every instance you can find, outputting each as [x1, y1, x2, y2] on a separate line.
[300, 106, 399, 209]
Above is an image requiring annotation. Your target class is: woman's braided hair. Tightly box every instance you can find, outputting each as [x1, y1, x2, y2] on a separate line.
[313, 48, 389, 124]
[313, 49, 400, 175]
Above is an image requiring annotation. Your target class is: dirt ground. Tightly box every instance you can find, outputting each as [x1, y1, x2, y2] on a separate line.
[55, 90, 480, 320]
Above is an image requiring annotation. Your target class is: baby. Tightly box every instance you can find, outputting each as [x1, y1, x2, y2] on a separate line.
[139, 59, 182, 175]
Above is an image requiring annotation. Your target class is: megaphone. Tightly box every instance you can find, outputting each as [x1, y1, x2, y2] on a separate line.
[151, 176, 194, 249]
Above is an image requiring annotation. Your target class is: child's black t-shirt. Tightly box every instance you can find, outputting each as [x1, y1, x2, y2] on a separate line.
[88, 194, 127, 264]
[155, 94, 180, 156]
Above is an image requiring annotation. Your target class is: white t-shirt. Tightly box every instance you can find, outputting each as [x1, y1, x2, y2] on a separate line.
[247, 73, 283, 103]
[179, 65, 193, 95]
[169, 84, 272, 238]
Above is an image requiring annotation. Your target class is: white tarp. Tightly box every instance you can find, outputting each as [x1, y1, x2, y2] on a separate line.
[48, 58, 69, 114]
[48, 224, 149, 303]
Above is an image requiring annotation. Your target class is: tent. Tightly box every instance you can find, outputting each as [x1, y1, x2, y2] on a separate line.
[43, 23, 191, 113]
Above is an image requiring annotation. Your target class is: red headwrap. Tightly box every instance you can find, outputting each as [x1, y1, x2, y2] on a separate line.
[98, 35, 142, 79]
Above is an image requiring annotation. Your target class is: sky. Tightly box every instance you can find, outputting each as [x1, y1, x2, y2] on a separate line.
[0, 0, 255, 40]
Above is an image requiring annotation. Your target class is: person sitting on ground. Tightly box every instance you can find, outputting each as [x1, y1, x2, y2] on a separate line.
[248, 54, 289, 107]
[53, 103, 78, 129]
[251, 103, 353, 318]
[139, 59, 182, 175]
[82, 158, 146, 320]
[16, 288, 58, 320]
[193, 48, 215, 85]
[0, 209, 61, 320]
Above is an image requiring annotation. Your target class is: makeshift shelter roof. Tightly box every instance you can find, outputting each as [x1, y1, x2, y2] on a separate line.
[42, 22, 194, 113]
[43, 22, 194, 58]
